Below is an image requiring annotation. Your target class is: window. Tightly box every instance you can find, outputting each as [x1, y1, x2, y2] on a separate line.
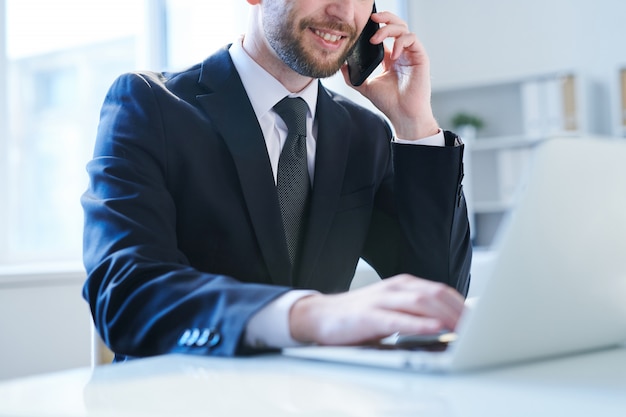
[0, 0, 405, 266]
[1, 0, 145, 264]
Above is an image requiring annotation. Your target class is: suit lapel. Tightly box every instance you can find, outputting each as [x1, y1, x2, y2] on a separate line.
[195, 48, 292, 286]
[296, 85, 351, 288]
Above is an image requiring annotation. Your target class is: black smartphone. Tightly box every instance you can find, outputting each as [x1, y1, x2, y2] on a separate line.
[346, 3, 384, 86]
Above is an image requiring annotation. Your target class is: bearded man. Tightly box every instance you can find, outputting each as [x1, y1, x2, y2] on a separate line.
[82, 0, 471, 361]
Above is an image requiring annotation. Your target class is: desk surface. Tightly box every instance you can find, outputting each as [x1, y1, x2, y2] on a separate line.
[1, 348, 625, 417]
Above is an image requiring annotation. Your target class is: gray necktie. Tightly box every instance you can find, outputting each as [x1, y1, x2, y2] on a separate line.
[274, 97, 310, 264]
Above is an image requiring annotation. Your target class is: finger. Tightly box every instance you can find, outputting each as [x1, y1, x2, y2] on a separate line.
[363, 310, 445, 341]
[421, 285, 466, 324]
[378, 276, 465, 328]
[378, 289, 463, 331]
[373, 30, 425, 64]
[389, 33, 423, 61]
[370, 11, 408, 30]
[412, 292, 464, 330]
[334, 310, 445, 345]
[368, 24, 410, 49]
[368, 12, 410, 43]
[365, 15, 424, 63]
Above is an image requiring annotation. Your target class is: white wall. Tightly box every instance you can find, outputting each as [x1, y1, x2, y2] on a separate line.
[0, 270, 91, 380]
[409, 0, 626, 88]
[409, 0, 626, 135]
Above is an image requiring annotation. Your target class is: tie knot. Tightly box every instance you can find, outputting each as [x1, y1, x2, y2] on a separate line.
[274, 97, 308, 137]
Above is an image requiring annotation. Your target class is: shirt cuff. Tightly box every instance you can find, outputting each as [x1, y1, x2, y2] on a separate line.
[394, 129, 445, 146]
[244, 290, 318, 349]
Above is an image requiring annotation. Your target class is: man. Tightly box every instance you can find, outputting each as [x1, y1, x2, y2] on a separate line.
[82, 0, 471, 361]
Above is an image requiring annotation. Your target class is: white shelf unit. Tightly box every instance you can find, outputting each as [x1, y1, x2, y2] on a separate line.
[432, 73, 598, 247]
[466, 136, 540, 247]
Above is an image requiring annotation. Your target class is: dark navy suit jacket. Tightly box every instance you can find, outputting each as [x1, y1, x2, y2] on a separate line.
[82, 45, 472, 360]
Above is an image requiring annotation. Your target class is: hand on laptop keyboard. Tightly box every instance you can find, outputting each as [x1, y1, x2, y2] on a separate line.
[289, 274, 465, 346]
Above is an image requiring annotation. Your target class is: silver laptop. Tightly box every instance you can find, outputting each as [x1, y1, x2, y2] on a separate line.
[283, 137, 626, 372]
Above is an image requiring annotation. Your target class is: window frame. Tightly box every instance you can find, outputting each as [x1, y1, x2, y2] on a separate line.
[0, 0, 9, 261]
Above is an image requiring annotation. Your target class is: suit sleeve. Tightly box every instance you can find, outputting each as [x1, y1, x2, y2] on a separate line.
[362, 131, 472, 296]
[81, 73, 289, 358]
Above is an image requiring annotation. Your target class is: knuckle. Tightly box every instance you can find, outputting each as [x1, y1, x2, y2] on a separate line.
[430, 282, 449, 298]
[384, 274, 411, 287]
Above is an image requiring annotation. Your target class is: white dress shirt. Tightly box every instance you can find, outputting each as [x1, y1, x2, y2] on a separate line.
[228, 38, 445, 349]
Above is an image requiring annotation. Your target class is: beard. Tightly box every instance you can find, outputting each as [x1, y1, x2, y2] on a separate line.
[263, 3, 358, 78]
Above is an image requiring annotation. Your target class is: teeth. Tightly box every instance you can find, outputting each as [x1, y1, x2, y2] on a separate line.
[314, 30, 342, 43]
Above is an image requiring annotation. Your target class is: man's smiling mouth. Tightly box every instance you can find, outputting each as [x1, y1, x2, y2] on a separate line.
[313, 29, 344, 44]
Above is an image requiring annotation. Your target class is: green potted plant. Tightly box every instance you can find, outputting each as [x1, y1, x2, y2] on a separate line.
[451, 112, 485, 140]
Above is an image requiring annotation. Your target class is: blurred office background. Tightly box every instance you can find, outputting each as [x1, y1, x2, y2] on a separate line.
[0, 0, 624, 380]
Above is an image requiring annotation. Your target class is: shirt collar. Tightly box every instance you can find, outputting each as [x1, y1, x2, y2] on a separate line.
[229, 37, 318, 121]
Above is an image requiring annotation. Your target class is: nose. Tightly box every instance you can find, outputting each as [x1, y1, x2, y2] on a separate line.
[325, 0, 357, 23]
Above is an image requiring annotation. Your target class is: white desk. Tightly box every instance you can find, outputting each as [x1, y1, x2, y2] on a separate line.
[1, 348, 625, 417]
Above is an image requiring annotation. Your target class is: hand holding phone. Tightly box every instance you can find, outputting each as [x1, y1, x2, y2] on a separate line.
[344, 6, 440, 140]
[346, 4, 384, 86]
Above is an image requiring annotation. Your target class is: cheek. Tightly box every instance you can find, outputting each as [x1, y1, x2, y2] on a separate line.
[357, 13, 370, 35]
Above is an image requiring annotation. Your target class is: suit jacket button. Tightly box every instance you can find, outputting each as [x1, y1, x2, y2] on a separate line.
[196, 328, 221, 347]
[196, 329, 211, 346]
[186, 328, 200, 346]
[177, 329, 192, 346]
[208, 333, 221, 347]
